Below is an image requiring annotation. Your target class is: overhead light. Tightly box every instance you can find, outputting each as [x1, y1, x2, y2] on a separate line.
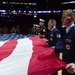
[19, 10, 21, 12]
[3, 2, 6, 4]
[61, 1, 75, 4]
[33, 13, 37, 18]
[73, 9, 75, 11]
[24, 11, 26, 13]
[34, 15, 37, 18]
[2, 2, 37, 5]
[0, 10, 6, 12]
[13, 10, 16, 13]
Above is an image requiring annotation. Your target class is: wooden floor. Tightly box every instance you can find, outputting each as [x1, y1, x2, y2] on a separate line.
[49, 53, 63, 75]
[58, 70, 62, 75]
[58, 53, 63, 75]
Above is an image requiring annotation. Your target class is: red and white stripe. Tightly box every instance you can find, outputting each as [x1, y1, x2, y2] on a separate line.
[0, 36, 66, 75]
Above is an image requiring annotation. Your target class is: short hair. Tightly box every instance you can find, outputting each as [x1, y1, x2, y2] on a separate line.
[63, 9, 75, 22]
[63, 9, 75, 17]
[48, 19, 56, 25]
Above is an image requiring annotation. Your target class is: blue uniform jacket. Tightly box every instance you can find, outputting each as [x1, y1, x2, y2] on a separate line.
[63, 25, 75, 64]
[48, 28, 62, 53]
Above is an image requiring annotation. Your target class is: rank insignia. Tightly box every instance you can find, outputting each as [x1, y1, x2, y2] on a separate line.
[56, 34, 61, 38]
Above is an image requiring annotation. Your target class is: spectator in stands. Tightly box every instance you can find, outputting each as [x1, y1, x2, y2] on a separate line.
[16, 25, 20, 34]
[11, 26, 16, 33]
[3, 25, 8, 34]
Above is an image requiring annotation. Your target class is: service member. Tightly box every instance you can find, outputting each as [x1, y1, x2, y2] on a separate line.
[47, 19, 62, 75]
[38, 18, 47, 38]
[61, 9, 75, 75]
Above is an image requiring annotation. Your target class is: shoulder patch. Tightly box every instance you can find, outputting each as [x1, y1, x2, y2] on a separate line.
[43, 29, 46, 32]
[56, 34, 61, 38]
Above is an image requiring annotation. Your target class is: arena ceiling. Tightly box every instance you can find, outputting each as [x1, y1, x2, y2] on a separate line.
[0, 0, 75, 10]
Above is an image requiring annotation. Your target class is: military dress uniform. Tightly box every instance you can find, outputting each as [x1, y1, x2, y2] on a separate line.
[62, 24, 75, 75]
[48, 27, 62, 75]
[31, 24, 36, 35]
[31, 24, 40, 36]
[38, 25, 47, 38]
[48, 28, 62, 54]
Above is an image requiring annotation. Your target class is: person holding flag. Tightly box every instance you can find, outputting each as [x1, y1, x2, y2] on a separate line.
[47, 19, 62, 75]
[38, 18, 47, 38]
[61, 9, 75, 75]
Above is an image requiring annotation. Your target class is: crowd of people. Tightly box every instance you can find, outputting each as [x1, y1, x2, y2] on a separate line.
[0, 25, 20, 34]
[31, 9, 75, 75]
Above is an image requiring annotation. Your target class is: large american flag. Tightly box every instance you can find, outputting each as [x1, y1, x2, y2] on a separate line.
[0, 33, 31, 41]
[0, 33, 66, 75]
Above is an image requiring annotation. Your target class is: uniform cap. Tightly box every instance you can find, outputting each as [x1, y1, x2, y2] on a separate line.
[35, 25, 40, 27]
[33, 24, 36, 27]
[39, 18, 45, 22]
[33, 24, 40, 27]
